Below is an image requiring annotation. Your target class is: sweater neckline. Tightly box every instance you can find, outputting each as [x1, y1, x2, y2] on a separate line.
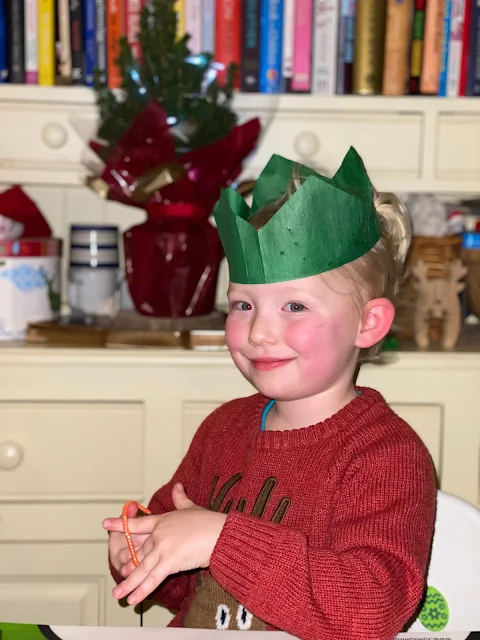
[248, 386, 385, 450]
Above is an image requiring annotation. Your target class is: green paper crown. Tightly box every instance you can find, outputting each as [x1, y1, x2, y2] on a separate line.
[213, 147, 380, 285]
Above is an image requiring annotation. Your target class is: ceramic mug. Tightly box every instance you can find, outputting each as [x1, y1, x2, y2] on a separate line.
[68, 225, 121, 316]
[68, 266, 121, 316]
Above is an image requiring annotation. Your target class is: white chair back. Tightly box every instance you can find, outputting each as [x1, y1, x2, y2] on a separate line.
[409, 491, 480, 632]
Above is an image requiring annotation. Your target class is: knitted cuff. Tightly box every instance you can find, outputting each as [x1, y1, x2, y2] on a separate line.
[210, 511, 278, 603]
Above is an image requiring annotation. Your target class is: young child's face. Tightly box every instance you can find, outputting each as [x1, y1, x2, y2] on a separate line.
[225, 273, 362, 402]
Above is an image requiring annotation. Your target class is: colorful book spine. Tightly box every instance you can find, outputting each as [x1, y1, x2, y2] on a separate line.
[0, 0, 6, 82]
[95, 0, 107, 83]
[281, 0, 295, 91]
[70, 0, 84, 83]
[420, 0, 444, 94]
[409, 0, 427, 94]
[185, 0, 202, 53]
[106, 0, 123, 88]
[291, 0, 313, 92]
[382, 0, 412, 95]
[336, 0, 356, 94]
[259, 0, 284, 93]
[438, 0, 453, 95]
[83, 0, 97, 86]
[215, 0, 241, 87]
[174, 0, 185, 39]
[352, 0, 386, 94]
[38, 0, 55, 85]
[458, 0, 472, 94]
[466, 0, 480, 95]
[312, 0, 339, 94]
[241, 0, 261, 91]
[57, 0, 71, 81]
[446, 0, 466, 95]
[24, 0, 37, 83]
[202, 0, 215, 52]
[7, 0, 25, 83]
[125, 0, 142, 60]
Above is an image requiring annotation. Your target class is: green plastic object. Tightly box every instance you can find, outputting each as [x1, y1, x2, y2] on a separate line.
[214, 147, 380, 284]
[418, 586, 450, 632]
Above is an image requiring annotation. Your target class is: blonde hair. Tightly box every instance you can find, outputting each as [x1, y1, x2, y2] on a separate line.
[248, 170, 412, 361]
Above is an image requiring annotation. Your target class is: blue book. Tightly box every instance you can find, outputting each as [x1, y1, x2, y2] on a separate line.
[0, 0, 6, 82]
[83, 0, 97, 86]
[259, 0, 284, 93]
[438, 0, 453, 96]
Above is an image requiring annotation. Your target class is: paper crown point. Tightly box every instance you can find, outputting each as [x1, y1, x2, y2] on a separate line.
[214, 147, 380, 285]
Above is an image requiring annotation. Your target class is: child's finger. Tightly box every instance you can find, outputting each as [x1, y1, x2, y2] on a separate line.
[103, 517, 123, 531]
[104, 516, 156, 534]
[120, 559, 136, 577]
[126, 556, 173, 606]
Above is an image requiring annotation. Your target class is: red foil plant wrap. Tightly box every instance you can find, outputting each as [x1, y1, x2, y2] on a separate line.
[87, 101, 261, 317]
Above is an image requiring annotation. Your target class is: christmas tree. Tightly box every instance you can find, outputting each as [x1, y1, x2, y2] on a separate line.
[94, 0, 237, 152]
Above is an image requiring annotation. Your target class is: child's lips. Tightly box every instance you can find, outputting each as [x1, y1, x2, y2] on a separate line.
[250, 358, 295, 371]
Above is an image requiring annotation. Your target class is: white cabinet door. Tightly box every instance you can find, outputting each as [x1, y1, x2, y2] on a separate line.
[0, 543, 107, 626]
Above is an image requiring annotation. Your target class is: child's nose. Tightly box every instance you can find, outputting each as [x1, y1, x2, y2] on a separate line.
[248, 313, 277, 346]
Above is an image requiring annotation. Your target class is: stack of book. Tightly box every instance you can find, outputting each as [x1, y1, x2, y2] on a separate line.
[1, 0, 479, 96]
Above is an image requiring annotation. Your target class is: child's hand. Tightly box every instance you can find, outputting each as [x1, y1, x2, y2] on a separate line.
[105, 501, 150, 575]
[102, 483, 227, 605]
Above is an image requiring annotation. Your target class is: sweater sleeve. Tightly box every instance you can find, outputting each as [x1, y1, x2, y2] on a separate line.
[209, 437, 437, 640]
[109, 408, 213, 614]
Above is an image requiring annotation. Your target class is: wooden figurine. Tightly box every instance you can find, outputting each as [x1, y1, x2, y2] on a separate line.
[410, 259, 468, 350]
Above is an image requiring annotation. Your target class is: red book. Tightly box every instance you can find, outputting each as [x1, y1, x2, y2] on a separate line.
[459, 0, 473, 95]
[215, 0, 241, 87]
[125, 0, 145, 60]
[106, 0, 123, 88]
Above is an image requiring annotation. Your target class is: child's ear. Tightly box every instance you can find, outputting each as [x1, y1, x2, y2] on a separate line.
[355, 298, 395, 349]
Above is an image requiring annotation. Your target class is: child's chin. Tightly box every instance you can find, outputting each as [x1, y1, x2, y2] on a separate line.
[250, 379, 300, 402]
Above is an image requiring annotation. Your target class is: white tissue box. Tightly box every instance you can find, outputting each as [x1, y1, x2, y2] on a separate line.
[0, 238, 62, 341]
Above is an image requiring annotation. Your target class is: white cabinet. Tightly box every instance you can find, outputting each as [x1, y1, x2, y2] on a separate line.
[0, 86, 479, 194]
[0, 345, 479, 628]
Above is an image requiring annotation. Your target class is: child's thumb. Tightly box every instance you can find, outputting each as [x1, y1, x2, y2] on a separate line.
[172, 483, 196, 510]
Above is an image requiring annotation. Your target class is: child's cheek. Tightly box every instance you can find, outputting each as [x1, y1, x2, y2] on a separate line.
[225, 314, 246, 351]
[285, 318, 324, 354]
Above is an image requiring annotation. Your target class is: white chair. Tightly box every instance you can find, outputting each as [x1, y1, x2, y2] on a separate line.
[409, 490, 480, 632]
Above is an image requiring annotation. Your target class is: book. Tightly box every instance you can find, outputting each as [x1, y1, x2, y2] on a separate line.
[291, 0, 313, 92]
[38, 0, 55, 85]
[241, 0, 260, 92]
[353, 0, 387, 94]
[259, 0, 283, 93]
[312, 0, 340, 95]
[383, 0, 412, 95]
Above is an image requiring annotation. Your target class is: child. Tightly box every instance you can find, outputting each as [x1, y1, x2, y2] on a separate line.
[103, 148, 437, 640]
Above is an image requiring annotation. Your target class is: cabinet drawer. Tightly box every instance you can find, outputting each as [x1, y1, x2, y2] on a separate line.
[0, 100, 95, 182]
[435, 113, 480, 180]
[250, 110, 423, 183]
[0, 402, 144, 501]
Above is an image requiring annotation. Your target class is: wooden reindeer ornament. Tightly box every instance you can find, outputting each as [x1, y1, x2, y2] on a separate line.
[410, 259, 468, 350]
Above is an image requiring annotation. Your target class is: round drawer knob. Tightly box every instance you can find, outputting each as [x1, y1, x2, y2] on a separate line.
[41, 122, 68, 149]
[0, 441, 24, 471]
[294, 131, 320, 159]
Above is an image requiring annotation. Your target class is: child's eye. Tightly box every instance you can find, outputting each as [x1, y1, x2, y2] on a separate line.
[284, 301, 306, 313]
[229, 301, 252, 311]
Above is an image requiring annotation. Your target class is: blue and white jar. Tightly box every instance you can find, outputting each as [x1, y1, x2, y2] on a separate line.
[68, 225, 121, 317]
[0, 238, 62, 340]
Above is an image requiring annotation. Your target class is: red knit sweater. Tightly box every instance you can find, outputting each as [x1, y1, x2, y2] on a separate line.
[112, 387, 437, 640]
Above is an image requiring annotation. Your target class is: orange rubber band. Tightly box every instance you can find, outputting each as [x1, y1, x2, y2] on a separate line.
[122, 500, 151, 567]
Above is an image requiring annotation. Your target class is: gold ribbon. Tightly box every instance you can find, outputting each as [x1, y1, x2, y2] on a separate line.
[131, 163, 187, 203]
[86, 163, 187, 204]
